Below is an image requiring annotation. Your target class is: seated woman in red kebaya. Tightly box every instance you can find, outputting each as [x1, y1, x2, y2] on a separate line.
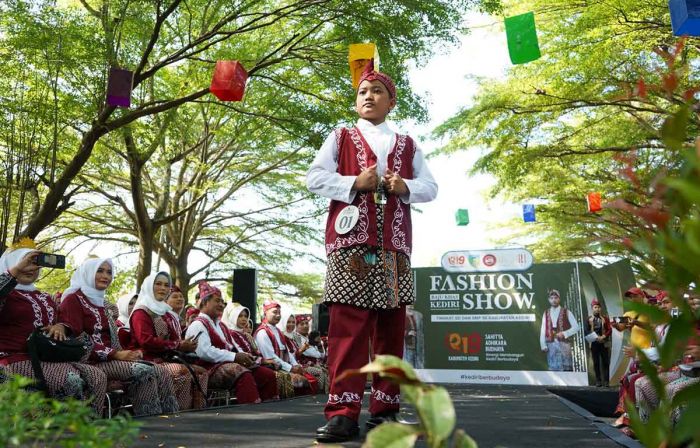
[129, 272, 208, 410]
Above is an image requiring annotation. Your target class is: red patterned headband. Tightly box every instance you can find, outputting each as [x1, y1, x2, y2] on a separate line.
[358, 59, 396, 99]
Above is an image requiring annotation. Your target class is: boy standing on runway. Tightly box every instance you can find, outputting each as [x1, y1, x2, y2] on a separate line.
[307, 61, 437, 443]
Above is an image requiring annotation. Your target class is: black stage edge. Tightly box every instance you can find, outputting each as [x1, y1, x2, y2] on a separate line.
[547, 386, 618, 418]
[134, 385, 633, 447]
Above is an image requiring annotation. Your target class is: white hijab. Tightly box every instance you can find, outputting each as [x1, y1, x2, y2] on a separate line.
[0, 248, 39, 291]
[61, 257, 113, 306]
[133, 272, 174, 317]
[117, 293, 137, 328]
[276, 306, 296, 339]
[222, 303, 249, 331]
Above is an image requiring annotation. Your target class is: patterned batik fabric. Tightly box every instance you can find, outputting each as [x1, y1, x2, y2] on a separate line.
[304, 365, 329, 394]
[152, 316, 208, 410]
[545, 340, 573, 371]
[323, 245, 413, 310]
[323, 198, 413, 310]
[158, 362, 208, 410]
[208, 362, 249, 390]
[3, 360, 107, 415]
[274, 370, 295, 399]
[635, 370, 682, 423]
[667, 374, 700, 425]
[95, 360, 179, 416]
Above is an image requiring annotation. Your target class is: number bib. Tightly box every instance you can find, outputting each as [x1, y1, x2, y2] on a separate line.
[334, 205, 360, 235]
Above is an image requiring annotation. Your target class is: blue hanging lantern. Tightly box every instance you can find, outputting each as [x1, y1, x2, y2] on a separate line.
[669, 0, 700, 36]
[523, 204, 536, 223]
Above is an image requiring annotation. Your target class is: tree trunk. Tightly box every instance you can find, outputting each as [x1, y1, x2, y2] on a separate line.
[136, 228, 154, 287]
[174, 254, 191, 300]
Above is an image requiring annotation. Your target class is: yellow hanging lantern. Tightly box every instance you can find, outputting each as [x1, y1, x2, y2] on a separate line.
[348, 43, 380, 89]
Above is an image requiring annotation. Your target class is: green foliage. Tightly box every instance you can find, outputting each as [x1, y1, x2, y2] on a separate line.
[595, 42, 700, 447]
[0, 374, 140, 447]
[435, 0, 698, 276]
[0, 0, 502, 245]
[0, 0, 502, 292]
[338, 355, 474, 448]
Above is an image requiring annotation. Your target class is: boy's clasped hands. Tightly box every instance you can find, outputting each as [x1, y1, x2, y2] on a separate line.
[353, 164, 407, 196]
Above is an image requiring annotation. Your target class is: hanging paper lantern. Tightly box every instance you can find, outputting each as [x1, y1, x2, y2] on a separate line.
[348, 43, 380, 89]
[455, 209, 469, 226]
[106, 67, 134, 108]
[523, 204, 536, 223]
[210, 61, 248, 101]
[587, 192, 602, 213]
[504, 12, 541, 65]
[669, 0, 700, 36]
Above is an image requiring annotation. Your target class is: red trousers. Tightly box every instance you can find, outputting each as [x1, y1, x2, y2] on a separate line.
[324, 303, 406, 421]
[252, 365, 279, 401]
[211, 363, 278, 404]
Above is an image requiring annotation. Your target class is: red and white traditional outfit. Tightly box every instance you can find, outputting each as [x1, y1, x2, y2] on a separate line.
[0, 248, 107, 415]
[129, 272, 208, 410]
[306, 64, 438, 421]
[221, 303, 294, 398]
[254, 301, 316, 394]
[277, 308, 328, 393]
[539, 291, 580, 372]
[59, 259, 178, 415]
[185, 283, 276, 404]
[292, 315, 326, 366]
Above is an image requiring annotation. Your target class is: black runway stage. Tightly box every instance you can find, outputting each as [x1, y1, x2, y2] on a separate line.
[133, 385, 641, 447]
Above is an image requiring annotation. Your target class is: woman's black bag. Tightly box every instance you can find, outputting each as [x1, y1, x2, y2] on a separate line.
[26, 329, 90, 393]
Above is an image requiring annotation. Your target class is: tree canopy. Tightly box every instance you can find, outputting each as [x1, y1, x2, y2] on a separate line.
[435, 0, 697, 281]
[1, 0, 503, 300]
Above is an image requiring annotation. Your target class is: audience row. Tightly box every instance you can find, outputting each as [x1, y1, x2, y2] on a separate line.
[0, 245, 328, 417]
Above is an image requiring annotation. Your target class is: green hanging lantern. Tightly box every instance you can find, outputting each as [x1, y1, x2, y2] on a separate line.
[455, 209, 469, 226]
[505, 12, 541, 65]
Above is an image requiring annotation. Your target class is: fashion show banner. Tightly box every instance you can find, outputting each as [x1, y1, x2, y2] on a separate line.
[408, 258, 635, 386]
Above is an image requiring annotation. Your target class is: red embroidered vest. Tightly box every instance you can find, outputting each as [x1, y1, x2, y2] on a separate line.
[545, 307, 572, 342]
[195, 316, 236, 351]
[253, 323, 290, 363]
[324, 127, 415, 256]
[230, 330, 257, 355]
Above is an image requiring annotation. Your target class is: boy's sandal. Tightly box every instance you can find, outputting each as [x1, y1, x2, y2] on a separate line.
[621, 427, 636, 439]
[613, 415, 628, 428]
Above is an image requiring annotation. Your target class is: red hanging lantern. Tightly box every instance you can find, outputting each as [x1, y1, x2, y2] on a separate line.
[587, 192, 602, 213]
[106, 67, 134, 108]
[210, 61, 248, 102]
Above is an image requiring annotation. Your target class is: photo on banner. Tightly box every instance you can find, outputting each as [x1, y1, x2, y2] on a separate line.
[408, 255, 634, 386]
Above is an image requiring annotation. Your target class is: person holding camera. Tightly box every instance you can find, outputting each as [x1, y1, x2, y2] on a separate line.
[612, 286, 652, 426]
[0, 243, 107, 415]
[129, 271, 208, 410]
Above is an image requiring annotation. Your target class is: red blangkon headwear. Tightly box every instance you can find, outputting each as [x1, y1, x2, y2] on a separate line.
[357, 59, 396, 99]
[170, 285, 182, 294]
[261, 300, 280, 324]
[186, 307, 200, 318]
[295, 314, 311, 324]
[591, 299, 600, 307]
[263, 299, 280, 313]
[198, 281, 221, 302]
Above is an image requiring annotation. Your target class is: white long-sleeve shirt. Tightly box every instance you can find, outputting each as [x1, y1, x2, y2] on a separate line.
[306, 119, 438, 204]
[539, 306, 580, 350]
[255, 325, 298, 372]
[185, 313, 236, 364]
